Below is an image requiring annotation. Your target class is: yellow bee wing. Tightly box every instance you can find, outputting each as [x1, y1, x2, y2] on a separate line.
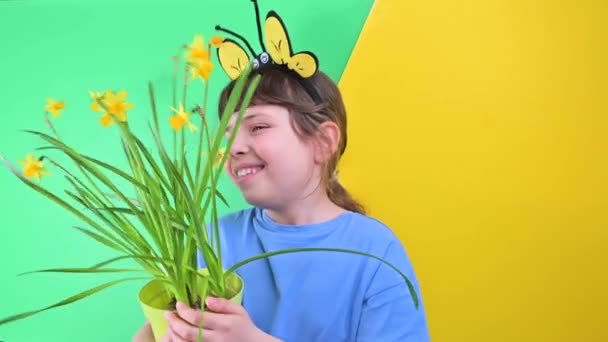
[217, 39, 251, 80]
[286, 53, 318, 78]
[264, 10, 318, 78]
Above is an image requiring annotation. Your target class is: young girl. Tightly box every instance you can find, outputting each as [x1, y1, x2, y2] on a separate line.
[133, 67, 430, 341]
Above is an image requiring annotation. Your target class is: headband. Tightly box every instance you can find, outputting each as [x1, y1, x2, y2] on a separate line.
[215, 0, 322, 104]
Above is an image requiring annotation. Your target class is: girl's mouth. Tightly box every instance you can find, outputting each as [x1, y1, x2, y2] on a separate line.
[232, 165, 265, 183]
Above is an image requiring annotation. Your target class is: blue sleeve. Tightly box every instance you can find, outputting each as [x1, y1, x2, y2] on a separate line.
[355, 240, 431, 342]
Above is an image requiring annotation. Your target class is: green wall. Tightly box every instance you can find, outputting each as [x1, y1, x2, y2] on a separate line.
[0, 0, 373, 340]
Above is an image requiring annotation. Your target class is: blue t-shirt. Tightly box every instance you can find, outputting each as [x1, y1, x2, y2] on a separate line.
[198, 207, 430, 341]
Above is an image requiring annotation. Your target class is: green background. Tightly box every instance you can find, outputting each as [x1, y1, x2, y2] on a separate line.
[0, 0, 373, 340]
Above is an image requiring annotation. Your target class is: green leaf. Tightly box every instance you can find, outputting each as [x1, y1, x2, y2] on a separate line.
[0, 277, 149, 326]
[133, 140, 171, 193]
[214, 188, 230, 208]
[85, 206, 134, 215]
[0, 153, 131, 254]
[183, 154, 196, 193]
[225, 247, 421, 310]
[82, 154, 147, 191]
[72, 226, 127, 253]
[197, 277, 209, 342]
[87, 254, 172, 273]
[105, 193, 142, 207]
[64, 178, 148, 256]
[64, 180, 141, 254]
[199, 242, 223, 296]
[26, 132, 148, 193]
[23, 131, 149, 227]
[18, 268, 142, 276]
[197, 74, 261, 217]
[148, 81, 161, 137]
[194, 70, 259, 208]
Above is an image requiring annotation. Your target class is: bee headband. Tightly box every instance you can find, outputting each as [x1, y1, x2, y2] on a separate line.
[215, 0, 322, 103]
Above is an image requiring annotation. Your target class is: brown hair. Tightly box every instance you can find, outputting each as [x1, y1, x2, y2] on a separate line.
[218, 67, 366, 214]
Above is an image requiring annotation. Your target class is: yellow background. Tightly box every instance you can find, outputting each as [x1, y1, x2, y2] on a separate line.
[339, 0, 607, 341]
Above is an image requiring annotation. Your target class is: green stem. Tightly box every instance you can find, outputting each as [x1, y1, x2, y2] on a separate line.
[44, 113, 61, 140]
[195, 116, 206, 187]
[183, 66, 189, 111]
[173, 132, 177, 164]
[196, 74, 260, 214]
[43, 106, 116, 219]
[224, 247, 420, 309]
[172, 56, 178, 109]
[195, 45, 212, 184]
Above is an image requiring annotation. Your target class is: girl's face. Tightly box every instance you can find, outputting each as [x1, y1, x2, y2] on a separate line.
[224, 104, 322, 210]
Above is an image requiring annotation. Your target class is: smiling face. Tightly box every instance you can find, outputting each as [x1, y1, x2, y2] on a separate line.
[224, 104, 322, 210]
[216, 68, 366, 216]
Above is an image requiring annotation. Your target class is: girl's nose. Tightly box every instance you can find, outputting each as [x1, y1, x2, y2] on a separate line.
[229, 130, 249, 156]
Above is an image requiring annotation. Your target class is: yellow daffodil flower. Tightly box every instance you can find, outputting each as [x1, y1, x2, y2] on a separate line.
[90, 90, 134, 127]
[201, 147, 227, 169]
[186, 34, 209, 65]
[18, 153, 50, 180]
[214, 147, 226, 168]
[169, 103, 197, 132]
[104, 90, 133, 119]
[45, 98, 65, 118]
[89, 91, 103, 112]
[189, 58, 214, 81]
[184, 34, 215, 82]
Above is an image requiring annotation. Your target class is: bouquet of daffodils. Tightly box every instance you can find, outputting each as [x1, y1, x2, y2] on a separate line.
[0, 33, 418, 338]
[0, 33, 258, 326]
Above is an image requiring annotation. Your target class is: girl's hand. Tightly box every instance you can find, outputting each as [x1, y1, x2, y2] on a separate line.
[161, 297, 280, 342]
[132, 321, 154, 342]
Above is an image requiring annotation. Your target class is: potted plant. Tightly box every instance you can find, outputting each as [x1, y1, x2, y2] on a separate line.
[0, 29, 419, 342]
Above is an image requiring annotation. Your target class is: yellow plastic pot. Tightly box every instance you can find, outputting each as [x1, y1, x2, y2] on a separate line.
[138, 269, 244, 340]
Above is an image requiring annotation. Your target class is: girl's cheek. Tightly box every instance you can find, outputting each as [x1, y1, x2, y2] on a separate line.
[224, 159, 233, 175]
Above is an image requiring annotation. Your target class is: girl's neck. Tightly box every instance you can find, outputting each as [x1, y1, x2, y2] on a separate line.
[265, 193, 346, 226]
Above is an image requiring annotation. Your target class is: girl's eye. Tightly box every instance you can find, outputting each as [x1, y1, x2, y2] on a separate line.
[252, 125, 267, 132]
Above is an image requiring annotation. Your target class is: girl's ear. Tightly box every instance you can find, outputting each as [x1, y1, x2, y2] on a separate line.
[313, 121, 341, 164]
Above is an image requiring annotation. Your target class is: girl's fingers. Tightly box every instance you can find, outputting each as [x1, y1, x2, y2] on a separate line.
[175, 301, 203, 325]
[200, 311, 230, 331]
[166, 311, 201, 341]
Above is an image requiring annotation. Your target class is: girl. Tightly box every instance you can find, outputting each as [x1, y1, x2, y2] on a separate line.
[133, 67, 430, 341]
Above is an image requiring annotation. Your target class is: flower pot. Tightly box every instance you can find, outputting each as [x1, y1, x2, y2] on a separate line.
[138, 269, 244, 340]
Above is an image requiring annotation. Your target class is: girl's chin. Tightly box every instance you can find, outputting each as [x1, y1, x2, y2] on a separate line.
[242, 191, 275, 208]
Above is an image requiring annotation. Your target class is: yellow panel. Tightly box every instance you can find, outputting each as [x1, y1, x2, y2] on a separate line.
[338, 1, 608, 341]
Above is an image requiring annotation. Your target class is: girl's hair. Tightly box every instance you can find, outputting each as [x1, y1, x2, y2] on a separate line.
[218, 67, 366, 215]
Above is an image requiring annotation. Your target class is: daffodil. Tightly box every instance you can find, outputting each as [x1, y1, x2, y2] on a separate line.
[201, 147, 227, 169]
[210, 35, 225, 48]
[89, 91, 103, 112]
[184, 34, 215, 81]
[214, 147, 226, 168]
[169, 103, 197, 132]
[18, 153, 50, 180]
[189, 58, 214, 81]
[186, 34, 209, 65]
[90, 90, 134, 127]
[45, 98, 65, 118]
[104, 90, 133, 118]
